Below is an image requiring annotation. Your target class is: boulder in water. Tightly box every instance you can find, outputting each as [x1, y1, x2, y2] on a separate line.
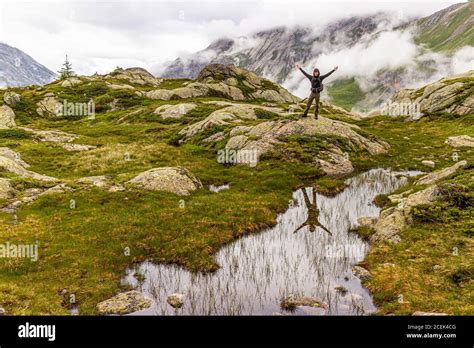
[167, 293, 184, 308]
[352, 265, 372, 281]
[280, 294, 327, 310]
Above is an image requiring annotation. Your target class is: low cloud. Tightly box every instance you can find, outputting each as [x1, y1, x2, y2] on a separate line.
[0, 0, 464, 75]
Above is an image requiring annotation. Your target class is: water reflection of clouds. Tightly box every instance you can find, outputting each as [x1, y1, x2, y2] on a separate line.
[124, 169, 419, 316]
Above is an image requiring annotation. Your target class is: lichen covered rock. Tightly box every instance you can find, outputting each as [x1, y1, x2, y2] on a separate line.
[127, 167, 202, 195]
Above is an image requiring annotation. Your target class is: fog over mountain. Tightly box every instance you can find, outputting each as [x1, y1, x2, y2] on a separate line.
[160, 2, 474, 112]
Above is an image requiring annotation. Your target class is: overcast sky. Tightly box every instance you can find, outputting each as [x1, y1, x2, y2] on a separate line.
[0, 0, 466, 75]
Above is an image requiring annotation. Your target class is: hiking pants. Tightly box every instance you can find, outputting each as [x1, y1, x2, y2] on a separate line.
[303, 91, 320, 117]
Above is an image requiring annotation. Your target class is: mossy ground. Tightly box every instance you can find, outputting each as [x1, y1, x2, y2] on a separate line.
[0, 78, 472, 315]
[362, 165, 474, 315]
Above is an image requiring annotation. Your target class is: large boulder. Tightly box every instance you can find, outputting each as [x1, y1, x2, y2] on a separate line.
[96, 291, 152, 315]
[352, 265, 373, 281]
[60, 77, 82, 88]
[179, 109, 236, 138]
[0, 178, 14, 199]
[198, 64, 299, 103]
[223, 117, 388, 172]
[144, 89, 173, 100]
[143, 64, 299, 103]
[389, 70, 474, 119]
[154, 103, 197, 119]
[371, 161, 469, 244]
[0, 147, 29, 167]
[0, 105, 16, 128]
[127, 167, 202, 195]
[167, 293, 184, 308]
[371, 185, 440, 244]
[3, 91, 21, 106]
[36, 94, 62, 117]
[280, 295, 327, 310]
[0, 154, 56, 182]
[415, 160, 467, 186]
[445, 135, 474, 148]
[106, 67, 161, 86]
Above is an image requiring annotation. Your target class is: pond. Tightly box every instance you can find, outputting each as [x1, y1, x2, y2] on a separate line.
[123, 168, 422, 315]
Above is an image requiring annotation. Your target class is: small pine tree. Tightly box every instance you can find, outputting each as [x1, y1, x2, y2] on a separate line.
[58, 55, 76, 80]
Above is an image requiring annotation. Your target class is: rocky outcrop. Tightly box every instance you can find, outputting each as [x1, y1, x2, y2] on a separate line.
[19, 127, 95, 152]
[36, 93, 62, 117]
[0, 147, 29, 167]
[105, 67, 162, 86]
[0, 151, 56, 182]
[1, 184, 71, 213]
[370, 185, 440, 244]
[352, 265, 373, 281]
[445, 135, 474, 148]
[127, 167, 202, 195]
[370, 161, 468, 244]
[60, 77, 81, 88]
[0, 178, 14, 199]
[77, 176, 110, 188]
[96, 291, 152, 315]
[144, 64, 299, 103]
[198, 64, 299, 103]
[206, 116, 388, 174]
[0, 105, 16, 128]
[178, 103, 284, 138]
[421, 160, 435, 168]
[389, 70, 474, 119]
[3, 91, 21, 106]
[154, 103, 197, 119]
[415, 160, 467, 186]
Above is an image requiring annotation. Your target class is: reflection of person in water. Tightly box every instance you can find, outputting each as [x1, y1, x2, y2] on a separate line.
[294, 188, 332, 235]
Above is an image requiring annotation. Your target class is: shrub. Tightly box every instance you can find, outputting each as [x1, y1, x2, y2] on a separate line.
[0, 129, 32, 139]
[439, 184, 473, 209]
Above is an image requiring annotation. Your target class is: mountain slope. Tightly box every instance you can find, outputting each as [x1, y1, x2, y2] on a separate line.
[0, 43, 56, 87]
[411, 2, 474, 51]
[161, 13, 392, 83]
[162, 4, 473, 113]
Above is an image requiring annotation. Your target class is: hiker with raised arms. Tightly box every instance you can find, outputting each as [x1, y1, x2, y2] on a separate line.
[296, 63, 338, 119]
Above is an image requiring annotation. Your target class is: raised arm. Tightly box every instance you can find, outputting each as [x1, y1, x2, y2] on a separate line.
[296, 64, 312, 80]
[320, 66, 338, 80]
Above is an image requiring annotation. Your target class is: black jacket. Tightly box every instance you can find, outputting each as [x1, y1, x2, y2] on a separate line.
[299, 68, 336, 92]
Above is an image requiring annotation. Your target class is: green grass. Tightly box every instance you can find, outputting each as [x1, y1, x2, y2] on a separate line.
[326, 78, 365, 111]
[0, 71, 473, 316]
[414, 3, 474, 51]
[363, 166, 474, 315]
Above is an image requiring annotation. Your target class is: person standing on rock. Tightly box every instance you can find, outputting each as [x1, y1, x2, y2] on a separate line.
[296, 64, 338, 119]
